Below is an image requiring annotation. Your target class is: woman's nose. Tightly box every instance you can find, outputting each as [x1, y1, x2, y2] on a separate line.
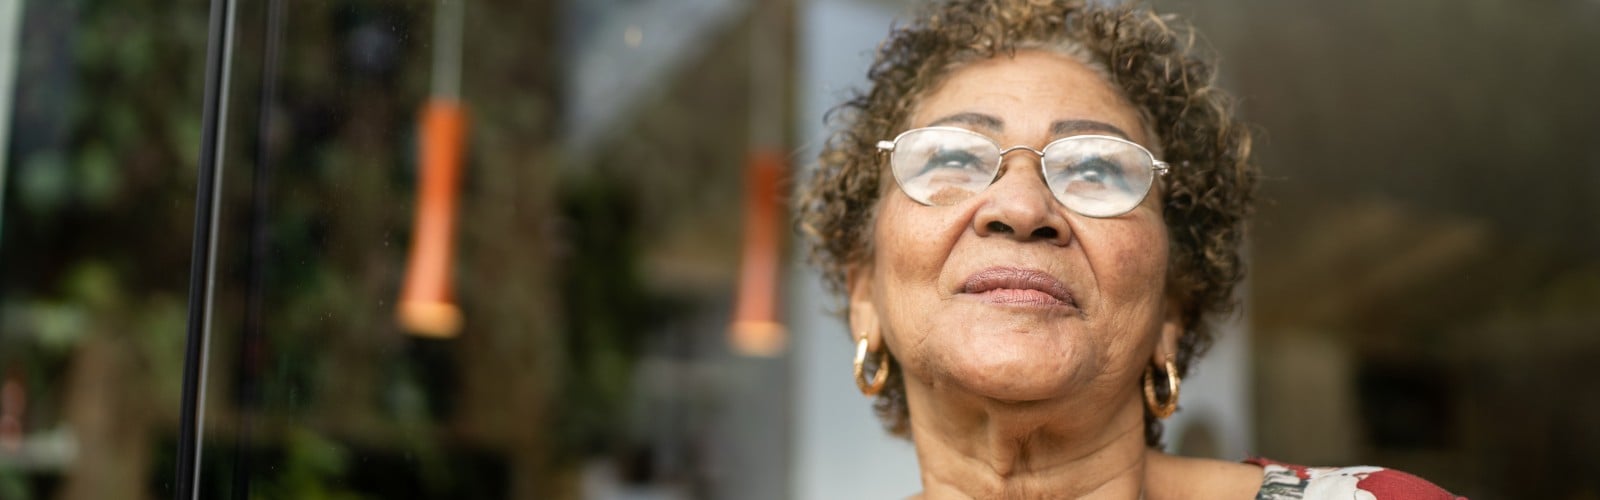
[971, 157, 1073, 245]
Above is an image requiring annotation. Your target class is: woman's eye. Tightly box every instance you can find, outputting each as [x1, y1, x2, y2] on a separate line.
[1065, 158, 1124, 187]
[920, 149, 983, 174]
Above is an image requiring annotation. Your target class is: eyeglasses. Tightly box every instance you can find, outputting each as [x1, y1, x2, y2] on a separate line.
[876, 126, 1169, 218]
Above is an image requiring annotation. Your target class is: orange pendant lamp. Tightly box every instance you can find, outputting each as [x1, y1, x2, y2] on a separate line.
[398, 0, 467, 338]
[729, 149, 787, 356]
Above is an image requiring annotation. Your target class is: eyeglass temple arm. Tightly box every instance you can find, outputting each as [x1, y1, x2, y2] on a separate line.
[876, 140, 895, 151]
[1153, 161, 1171, 176]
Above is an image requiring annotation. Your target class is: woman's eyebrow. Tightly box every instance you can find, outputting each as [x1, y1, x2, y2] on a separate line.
[927, 112, 1004, 131]
[1051, 119, 1130, 139]
[926, 114, 1129, 140]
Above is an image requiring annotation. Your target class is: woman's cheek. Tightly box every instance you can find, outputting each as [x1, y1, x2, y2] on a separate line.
[1082, 215, 1169, 317]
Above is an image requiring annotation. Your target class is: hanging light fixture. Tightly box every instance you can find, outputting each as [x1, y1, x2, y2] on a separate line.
[730, 149, 787, 356]
[399, 0, 467, 338]
[728, 1, 789, 357]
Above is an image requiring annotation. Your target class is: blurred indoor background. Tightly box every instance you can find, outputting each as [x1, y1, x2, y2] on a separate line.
[0, 0, 1595, 498]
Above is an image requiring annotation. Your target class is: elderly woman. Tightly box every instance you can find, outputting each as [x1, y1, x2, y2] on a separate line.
[798, 1, 1463, 498]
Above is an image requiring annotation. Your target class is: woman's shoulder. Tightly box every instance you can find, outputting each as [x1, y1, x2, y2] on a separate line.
[1245, 457, 1467, 500]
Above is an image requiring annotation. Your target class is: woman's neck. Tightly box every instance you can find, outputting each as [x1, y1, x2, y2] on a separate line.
[905, 381, 1153, 499]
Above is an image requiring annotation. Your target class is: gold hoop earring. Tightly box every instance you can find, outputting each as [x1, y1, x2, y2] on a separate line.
[854, 337, 890, 396]
[1143, 358, 1180, 419]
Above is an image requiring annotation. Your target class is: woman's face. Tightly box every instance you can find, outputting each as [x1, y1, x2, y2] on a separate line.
[850, 50, 1180, 405]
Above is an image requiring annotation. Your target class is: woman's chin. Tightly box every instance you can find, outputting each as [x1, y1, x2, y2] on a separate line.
[934, 343, 1097, 404]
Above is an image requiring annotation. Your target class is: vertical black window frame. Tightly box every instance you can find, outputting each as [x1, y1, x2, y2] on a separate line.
[177, 0, 237, 498]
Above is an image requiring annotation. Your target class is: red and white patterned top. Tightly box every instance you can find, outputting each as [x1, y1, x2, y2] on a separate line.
[1247, 458, 1466, 500]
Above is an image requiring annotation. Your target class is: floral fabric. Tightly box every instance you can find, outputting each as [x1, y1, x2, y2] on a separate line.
[1247, 458, 1466, 500]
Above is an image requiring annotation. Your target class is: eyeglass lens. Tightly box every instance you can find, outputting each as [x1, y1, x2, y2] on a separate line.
[888, 128, 1157, 217]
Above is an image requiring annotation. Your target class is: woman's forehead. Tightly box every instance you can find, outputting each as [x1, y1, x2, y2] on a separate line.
[923, 111, 1135, 141]
[909, 50, 1148, 145]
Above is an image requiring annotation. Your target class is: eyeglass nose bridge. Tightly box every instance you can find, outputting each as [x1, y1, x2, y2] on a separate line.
[992, 145, 1048, 181]
[998, 145, 1046, 158]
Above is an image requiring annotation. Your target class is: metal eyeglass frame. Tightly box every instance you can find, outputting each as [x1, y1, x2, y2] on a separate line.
[875, 126, 1170, 216]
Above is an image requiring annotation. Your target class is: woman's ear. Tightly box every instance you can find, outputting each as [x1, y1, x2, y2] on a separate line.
[846, 265, 883, 351]
[1153, 298, 1184, 366]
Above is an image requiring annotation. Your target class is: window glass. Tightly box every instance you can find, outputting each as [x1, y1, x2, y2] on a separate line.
[0, 1, 207, 498]
[0, 1, 1596, 499]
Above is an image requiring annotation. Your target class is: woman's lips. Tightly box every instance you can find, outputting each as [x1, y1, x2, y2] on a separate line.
[959, 267, 1077, 307]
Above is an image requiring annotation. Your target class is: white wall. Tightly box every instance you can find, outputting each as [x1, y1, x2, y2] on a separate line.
[791, 1, 923, 499]
[1164, 312, 1254, 460]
